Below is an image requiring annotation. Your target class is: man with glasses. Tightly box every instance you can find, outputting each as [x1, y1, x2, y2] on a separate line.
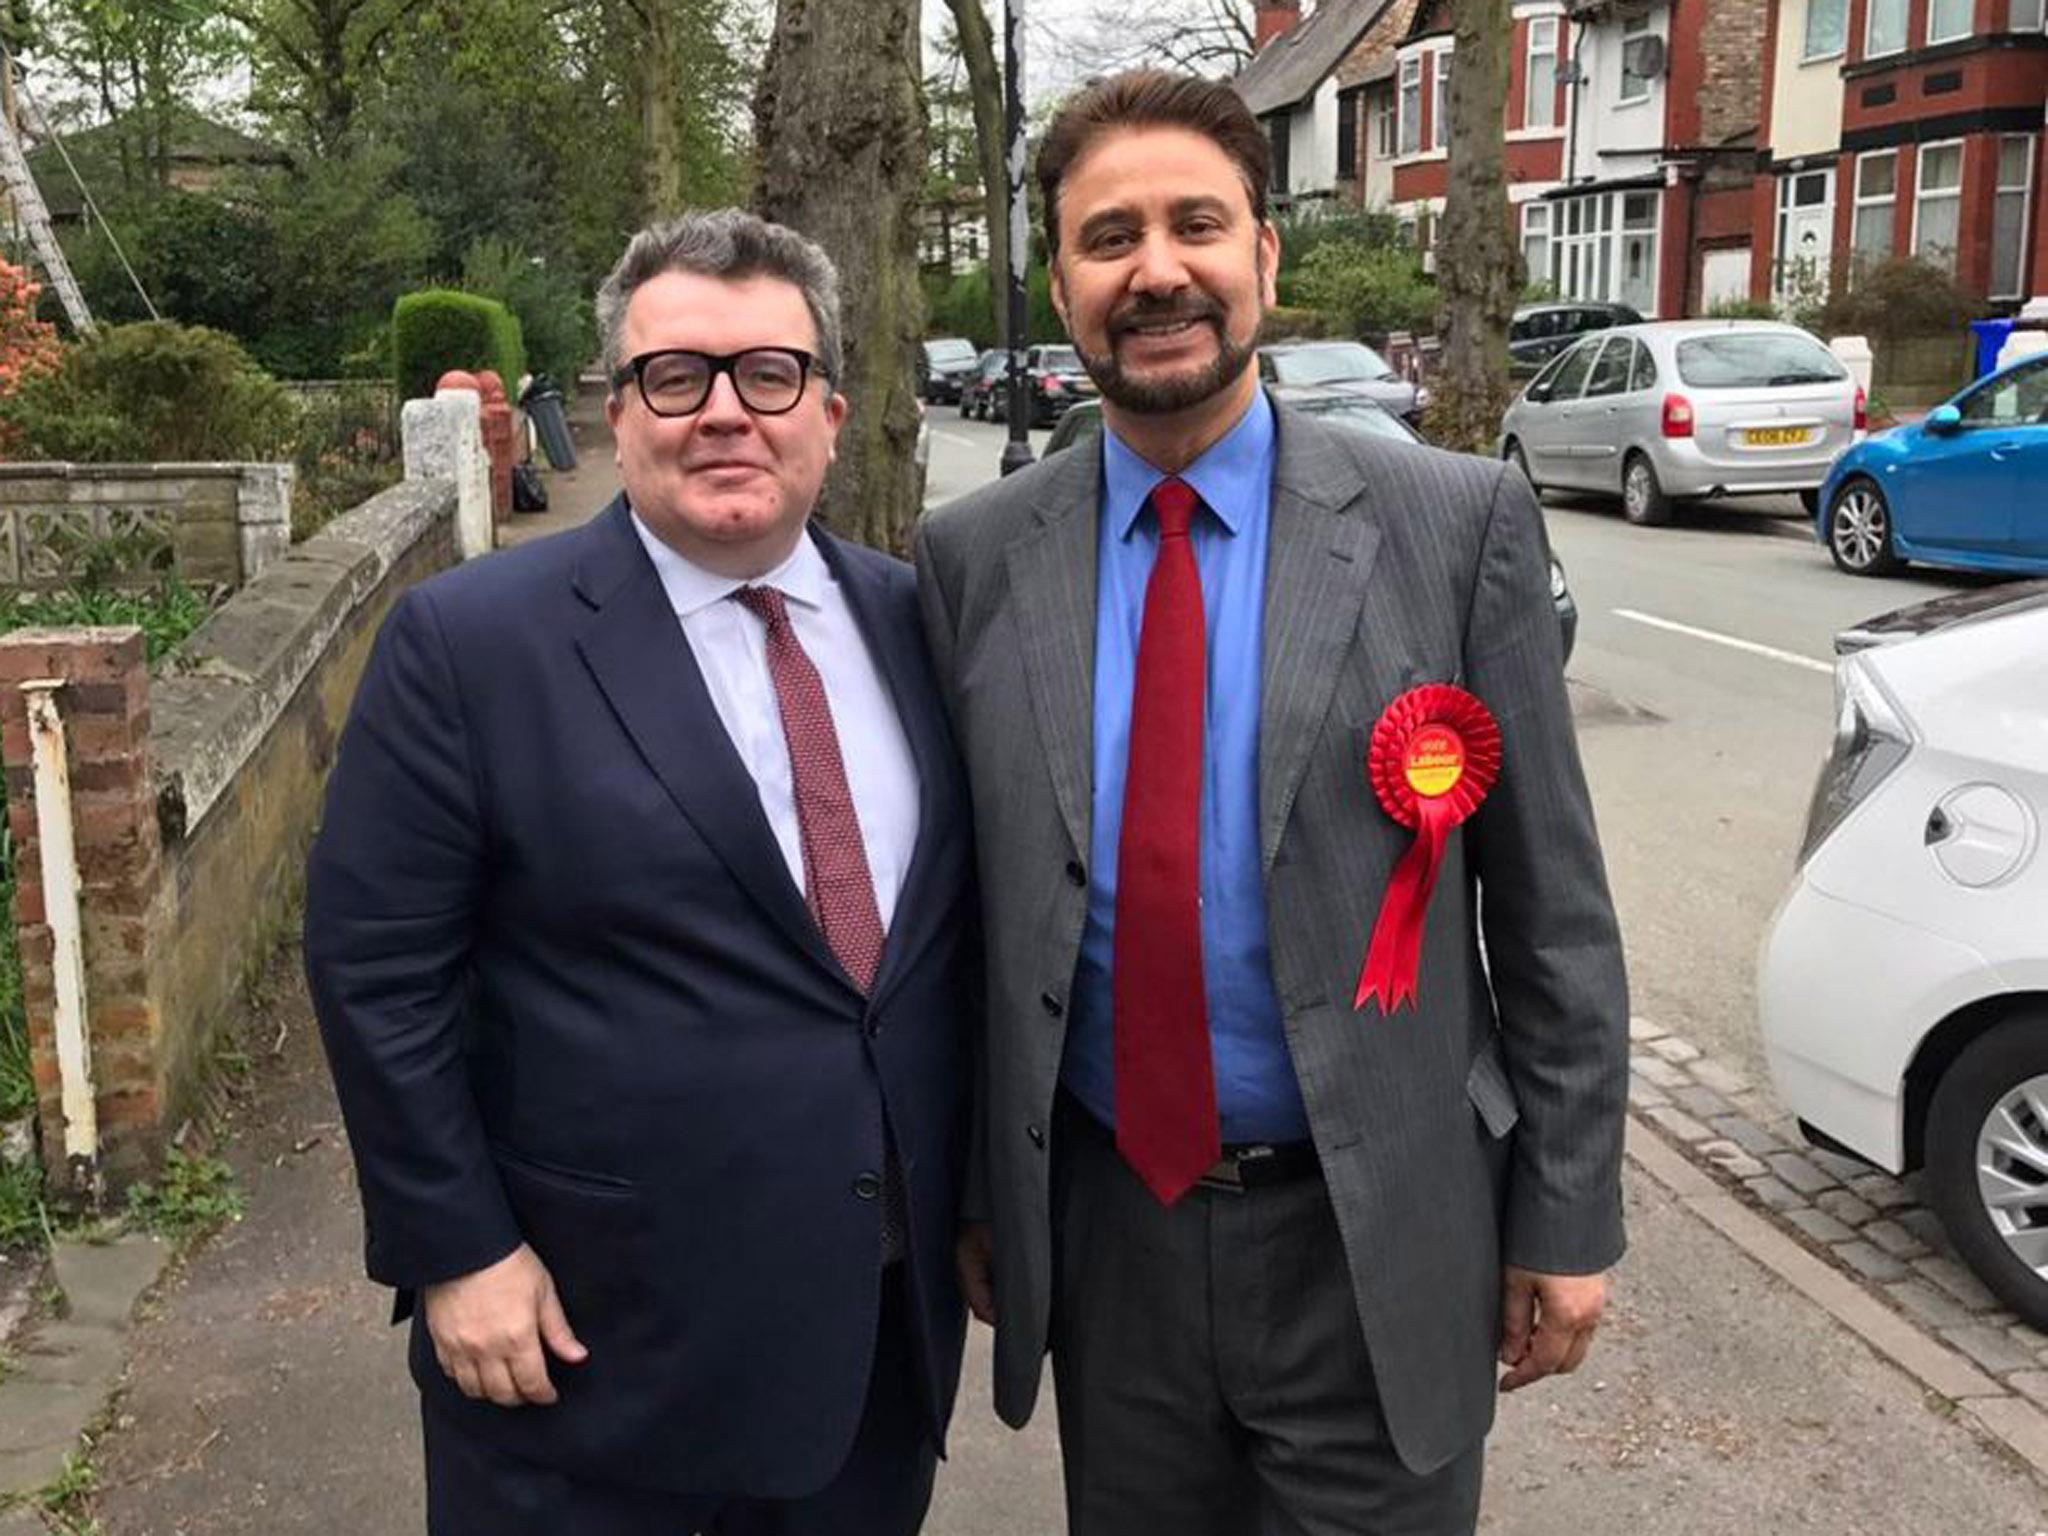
[306, 209, 973, 1534]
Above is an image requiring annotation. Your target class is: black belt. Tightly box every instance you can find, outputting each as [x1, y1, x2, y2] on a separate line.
[1197, 1139, 1322, 1193]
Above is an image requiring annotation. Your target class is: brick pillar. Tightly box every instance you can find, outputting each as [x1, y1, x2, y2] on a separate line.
[0, 626, 164, 1196]
[474, 371, 516, 527]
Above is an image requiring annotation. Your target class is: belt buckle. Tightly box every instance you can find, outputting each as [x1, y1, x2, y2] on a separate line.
[1195, 1157, 1244, 1194]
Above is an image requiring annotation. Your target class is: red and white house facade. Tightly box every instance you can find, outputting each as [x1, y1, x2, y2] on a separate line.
[1751, 0, 2047, 309]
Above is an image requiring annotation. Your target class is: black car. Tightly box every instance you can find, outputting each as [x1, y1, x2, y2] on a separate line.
[958, 350, 1008, 419]
[1257, 340, 1423, 423]
[920, 337, 980, 404]
[1044, 394, 1578, 660]
[1508, 302, 1643, 378]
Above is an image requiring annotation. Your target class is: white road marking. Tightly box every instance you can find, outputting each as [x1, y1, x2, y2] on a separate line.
[934, 430, 980, 449]
[1612, 609, 1834, 675]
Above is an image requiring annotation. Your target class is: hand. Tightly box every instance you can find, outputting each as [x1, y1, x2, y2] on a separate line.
[422, 1243, 588, 1407]
[957, 1221, 996, 1326]
[1499, 1265, 1607, 1392]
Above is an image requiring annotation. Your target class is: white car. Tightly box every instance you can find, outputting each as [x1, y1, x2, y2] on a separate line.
[1759, 581, 2048, 1323]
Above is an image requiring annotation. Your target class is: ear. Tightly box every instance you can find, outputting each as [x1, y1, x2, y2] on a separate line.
[605, 392, 624, 464]
[824, 390, 849, 461]
[1257, 220, 1281, 310]
[1049, 254, 1071, 332]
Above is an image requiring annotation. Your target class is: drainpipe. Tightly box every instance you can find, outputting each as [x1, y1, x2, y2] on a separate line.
[22, 679, 99, 1194]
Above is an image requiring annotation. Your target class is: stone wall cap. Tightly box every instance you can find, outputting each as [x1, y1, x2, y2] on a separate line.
[0, 463, 270, 481]
[0, 624, 147, 646]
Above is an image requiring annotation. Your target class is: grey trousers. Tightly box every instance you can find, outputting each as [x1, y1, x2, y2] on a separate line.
[1049, 1095, 1485, 1536]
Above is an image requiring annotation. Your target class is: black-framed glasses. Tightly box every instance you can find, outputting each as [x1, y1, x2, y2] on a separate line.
[611, 347, 830, 418]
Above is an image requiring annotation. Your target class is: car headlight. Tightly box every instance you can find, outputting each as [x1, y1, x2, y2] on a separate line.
[1548, 558, 1568, 602]
[1798, 656, 1915, 866]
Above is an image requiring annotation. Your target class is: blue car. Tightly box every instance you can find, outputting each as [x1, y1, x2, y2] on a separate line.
[1818, 350, 2048, 576]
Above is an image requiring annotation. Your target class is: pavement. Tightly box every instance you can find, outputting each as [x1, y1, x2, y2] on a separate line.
[4, 410, 2046, 1531]
[498, 378, 622, 547]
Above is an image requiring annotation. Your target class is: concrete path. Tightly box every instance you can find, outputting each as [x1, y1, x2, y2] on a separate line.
[57, 943, 2048, 1535]
[498, 381, 620, 548]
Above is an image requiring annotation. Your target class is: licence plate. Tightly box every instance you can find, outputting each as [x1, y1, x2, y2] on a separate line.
[1743, 426, 1815, 447]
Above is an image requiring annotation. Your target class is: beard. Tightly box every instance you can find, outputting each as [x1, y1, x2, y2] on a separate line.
[1074, 295, 1258, 414]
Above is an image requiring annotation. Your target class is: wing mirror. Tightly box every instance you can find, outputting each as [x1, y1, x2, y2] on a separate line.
[1924, 404, 1963, 435]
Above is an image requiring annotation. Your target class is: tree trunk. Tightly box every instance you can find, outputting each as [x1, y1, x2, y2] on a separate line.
[638, 0, 686, 217]
[1428, 0, 1517, 456]
[943, 0, 1007, 345]
[754, 0, 926, 556]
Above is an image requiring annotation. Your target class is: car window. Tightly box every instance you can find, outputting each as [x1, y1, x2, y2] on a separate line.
[1046, 404, 1103, 454]
[1957, 356, 2048, 426]
[1545, 340, 1599, 400]
[1675, 331, 1847, 388]
[1514, 310, 1558, 342]
[1267, 343, 1397, 385]
[1038, 345, 1080, 371]
[1294, 399, 1422, 443]
[1582, 337, 1635, 398]
[1627, 340, 1658, 393]
[926, 339, 976, 365]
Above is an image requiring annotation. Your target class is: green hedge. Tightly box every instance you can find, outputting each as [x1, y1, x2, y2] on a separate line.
[391, 288, 527, 402]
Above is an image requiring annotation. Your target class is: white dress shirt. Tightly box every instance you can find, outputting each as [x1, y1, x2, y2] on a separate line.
[631, 514, 921, 930]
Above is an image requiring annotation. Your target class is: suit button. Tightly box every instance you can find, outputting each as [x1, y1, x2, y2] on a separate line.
[1065, 860, 1087, 887]
[1040, 991, 1064, 1019]
[1026, 1123, 1046, 1149]
[853, 1172, 882, 1200]
[863, 1019, 881, 1039]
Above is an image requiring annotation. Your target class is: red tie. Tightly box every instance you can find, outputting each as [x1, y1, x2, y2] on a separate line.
[1113, 478, 1220, 1206]
[731, 585, 886, 992]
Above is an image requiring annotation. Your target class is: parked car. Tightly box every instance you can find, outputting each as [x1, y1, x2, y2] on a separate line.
[1043, 394, 1578, 660]
[1257, 340, 1424, 422]
[920, 336, 980, 404]
[1499, 319, 1865, 526]
[1758, 582, 2048, 1325]
[1509, 301, 1643, 378]
[1815, 349, 2048, 578]
[959, 345, 1100, 425]
[958, 349, 1007, 419]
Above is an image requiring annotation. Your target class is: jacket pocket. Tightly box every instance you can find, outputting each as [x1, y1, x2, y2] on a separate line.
[1464, 1037, 1521, 1139]
[491, 1146, 649, 1332]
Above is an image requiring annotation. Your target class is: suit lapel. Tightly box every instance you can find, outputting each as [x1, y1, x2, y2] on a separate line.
[572, 500, 847, 990]
[1004, 439, 1103, 860]
[1259, 408, 1385, 873]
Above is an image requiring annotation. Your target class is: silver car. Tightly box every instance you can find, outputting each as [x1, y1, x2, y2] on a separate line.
[1498, 320, 1865, 526]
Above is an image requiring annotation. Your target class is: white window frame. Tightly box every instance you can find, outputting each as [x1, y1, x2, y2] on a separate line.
[1376, 90, 1397, 160]
[1774, 167, 1836, 299]
[1399, 56, 1423, 157]
[1552, 189, 1661, 314]
[1926, 0, 1973, 44]
[1864, 0, 1909, 56]
[1618, 13, 1653, 105]
[1522, 202, 1553, 286]
[1911, 139, 1965, 273]
[1433, 49, 1454, 152]
[2012, 0, 2045, 30]
[1802, 0, 1849, 59]
[1525, 17, 1559, 130]
[1850, 148, 1898, 274]
[1990, 133, 2036, 299]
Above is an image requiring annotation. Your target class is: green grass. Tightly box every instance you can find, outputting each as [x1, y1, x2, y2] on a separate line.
[7, 575, 218, 663]
[123, 1149, 244, 1242]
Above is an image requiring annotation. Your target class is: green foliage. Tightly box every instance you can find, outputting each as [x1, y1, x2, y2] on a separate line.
[1274, 209, 1406, 306]
[61, 192, 278, 339]
[124, 1148, 244, 1242]
[918, 264, 1068, 350]
[460, 238, 592, 387]
[391, 289, 527, 402]
[1705, 296, 1781, 320]
[0, 323, 300, 463]
[1261, 306, 1329, 342]
[290, 383, 403, 539]
[1819, 257, 1986, 341]
[0, 1153, 40, 1248]
[1293, 241, 1439, 340]
[9, 577, 218, 662]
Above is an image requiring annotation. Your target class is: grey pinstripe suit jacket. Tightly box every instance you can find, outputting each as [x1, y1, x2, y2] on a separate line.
[913, 396, 1628, 1475]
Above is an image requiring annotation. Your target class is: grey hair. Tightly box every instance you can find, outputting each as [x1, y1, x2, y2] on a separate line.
[595, 209, 845, 392]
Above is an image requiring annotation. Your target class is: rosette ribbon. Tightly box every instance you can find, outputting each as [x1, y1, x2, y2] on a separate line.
[1354, 684, 1502, 1012]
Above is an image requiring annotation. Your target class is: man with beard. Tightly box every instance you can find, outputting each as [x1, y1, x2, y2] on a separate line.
[914, 71, 1628, 1534]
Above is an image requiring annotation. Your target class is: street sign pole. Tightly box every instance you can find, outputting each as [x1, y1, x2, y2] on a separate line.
[999, 0, 1035, 476]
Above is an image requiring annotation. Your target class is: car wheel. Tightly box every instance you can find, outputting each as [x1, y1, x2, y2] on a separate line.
[1828, 477, 1902, 576]
[1925, 1017, 2048, 1330]
[1503, 440, 1539, 492]
[1621, 453, 1674, 527]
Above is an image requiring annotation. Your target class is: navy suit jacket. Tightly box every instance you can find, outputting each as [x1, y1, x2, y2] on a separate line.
[305, 498, 974, 1497]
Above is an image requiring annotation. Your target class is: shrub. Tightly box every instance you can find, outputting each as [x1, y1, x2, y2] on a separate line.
[1705, 295, 1780, 320]
[392, 288, 527, 402]
[0, 322, 300, 463]
[1261, 306, 1329, 341]
[1274, 209, 1405, 305]
[1293, 241, 1439, 339]
[1818, 257, 1985, 341]
[460, 238, 592, 389]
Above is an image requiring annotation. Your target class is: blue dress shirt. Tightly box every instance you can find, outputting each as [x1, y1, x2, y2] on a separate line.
[1060, 390, 1310, 1144]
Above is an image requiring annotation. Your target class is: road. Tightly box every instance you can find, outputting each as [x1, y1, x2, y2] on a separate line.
[78, 418, 2046, 1535]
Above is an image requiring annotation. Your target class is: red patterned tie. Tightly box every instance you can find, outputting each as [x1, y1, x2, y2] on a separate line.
[731, 585, 886, 991]
[1113, 478, 1220, 1206]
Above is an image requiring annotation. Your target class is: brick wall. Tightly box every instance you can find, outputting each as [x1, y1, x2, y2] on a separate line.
[1699, 0, 1770, 152]
[0, 478, 459, 1193]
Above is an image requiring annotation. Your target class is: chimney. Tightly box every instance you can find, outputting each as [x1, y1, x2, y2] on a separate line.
[1255, 0, 1304, 50]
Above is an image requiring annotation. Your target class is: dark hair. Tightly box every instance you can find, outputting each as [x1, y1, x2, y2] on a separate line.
[1036, 70, 1272, 254]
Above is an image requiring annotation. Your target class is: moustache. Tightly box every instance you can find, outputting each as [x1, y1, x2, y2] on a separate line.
[1110, 302, 1223, 336]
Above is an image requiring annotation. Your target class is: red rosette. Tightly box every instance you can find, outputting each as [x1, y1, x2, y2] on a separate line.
[1354, 684, 1502, 1012]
